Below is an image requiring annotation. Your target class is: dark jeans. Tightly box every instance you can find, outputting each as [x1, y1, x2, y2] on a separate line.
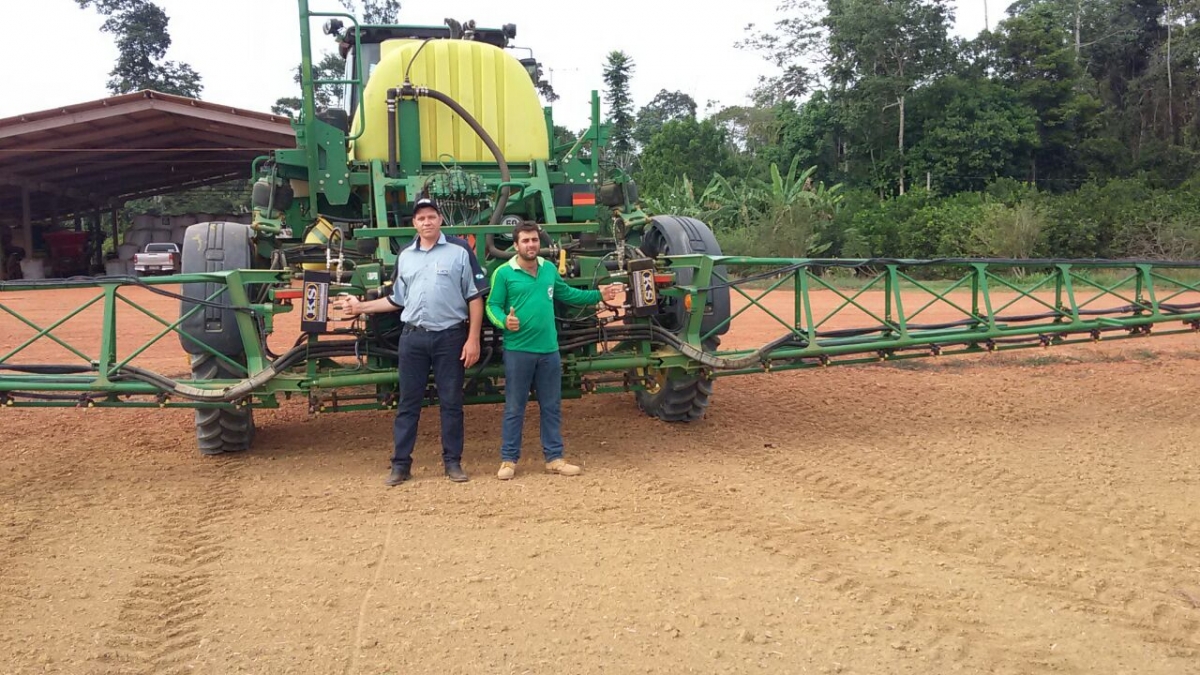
[392, 323, 466, 470]
[500, 349, 564, 463]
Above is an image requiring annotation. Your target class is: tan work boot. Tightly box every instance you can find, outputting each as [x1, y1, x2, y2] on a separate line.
[497, 461, 516, 480]
[545, 459, 581, 476]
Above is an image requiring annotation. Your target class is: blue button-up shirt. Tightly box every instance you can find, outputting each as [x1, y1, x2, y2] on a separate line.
[388, 233, 484, 330]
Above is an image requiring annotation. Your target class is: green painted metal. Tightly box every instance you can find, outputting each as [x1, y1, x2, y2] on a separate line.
[4, 258, 1200, 414]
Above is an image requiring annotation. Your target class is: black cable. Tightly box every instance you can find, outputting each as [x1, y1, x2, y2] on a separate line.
[0, 364, 95, 374]
[0, 275, 268, 316]
[1, 391, 92, 401]
[694, 257, 1200, 293]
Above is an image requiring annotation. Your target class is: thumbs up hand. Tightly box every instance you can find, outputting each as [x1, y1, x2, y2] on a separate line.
[506, 306, 520, 331]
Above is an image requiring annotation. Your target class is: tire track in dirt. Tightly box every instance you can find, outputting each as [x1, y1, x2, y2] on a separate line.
[0, 462, 97, 626]
[733, 440, 1200, 653]
[605, 459, 1034, 671]
[91, 458, 243, 675]
[0, 474, 46, 612]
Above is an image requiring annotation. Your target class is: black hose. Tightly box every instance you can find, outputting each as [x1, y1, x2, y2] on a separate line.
[0, 275, 275, 317]
[0, 364, 95, 374]
[697, 257, 1200, 293]
[114, 339, 396, 403]
[400, 83, 519, 258]
[386, 88, 399, 177]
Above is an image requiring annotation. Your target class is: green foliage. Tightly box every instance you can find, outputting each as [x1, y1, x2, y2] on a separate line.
[971, 201, 1046, 262]
[601, 51, 636, 158]
[125, 181, 253, 217]
[273, 53, 347, 117]
[761, 94, 839, 180]
[986, 4, 1102, 185]
[642, 175, 735, 227]
[633, 90, 697, 149]
[636, 119, 732, 198]
[77, 0, 202, 97]
[736, 159, 844, 257]
[908, 78, 1040, 193]
[646, 160, 844, 259]
[823, 0, 956, 193]
[1038, 176, 1200, 259]
[339, 0, 401, 23]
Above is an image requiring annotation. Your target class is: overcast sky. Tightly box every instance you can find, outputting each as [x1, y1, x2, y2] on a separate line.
[3, 0, 992, 132]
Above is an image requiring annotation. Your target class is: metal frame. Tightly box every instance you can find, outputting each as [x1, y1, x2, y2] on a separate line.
[4, 257, 1200, 410]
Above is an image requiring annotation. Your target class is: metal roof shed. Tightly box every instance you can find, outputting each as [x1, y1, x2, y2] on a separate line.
[0, 90, 295, 274]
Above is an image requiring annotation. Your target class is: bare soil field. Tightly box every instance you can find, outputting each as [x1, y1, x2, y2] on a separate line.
[2, 285, 1199, 674]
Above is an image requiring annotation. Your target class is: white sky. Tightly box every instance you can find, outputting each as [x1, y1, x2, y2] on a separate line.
[2, 0, 992, 132]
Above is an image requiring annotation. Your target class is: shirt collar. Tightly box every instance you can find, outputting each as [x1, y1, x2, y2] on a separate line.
[507, 255, 545, 271]
[409, 232, 447, 251]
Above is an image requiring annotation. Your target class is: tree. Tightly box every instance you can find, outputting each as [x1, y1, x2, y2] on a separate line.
[633, 90, 697, 148]
[76, 0, 202, 98]
[552, 125, 576, 151]
[535, 78, 560, 103]
[636, 119, 732, 197]
[765, 94, 842, 182]
[990, 4, 1101, 185]
[272, 53, 348, 117]
[739, 0, 827, 102]
[602, 51, 637, 158]
[340, 0, 402, 23]
[708, 104, 784, 163]
[823, 0, 956, 194]
[273, 2, 403, 117]
[907, 78, 1040, 192]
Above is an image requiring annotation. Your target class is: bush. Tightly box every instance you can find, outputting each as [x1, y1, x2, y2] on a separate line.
[971, 202, 1046, 262]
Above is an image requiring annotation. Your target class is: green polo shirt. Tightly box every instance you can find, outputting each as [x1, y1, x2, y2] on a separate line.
[486, 256, 602, 354]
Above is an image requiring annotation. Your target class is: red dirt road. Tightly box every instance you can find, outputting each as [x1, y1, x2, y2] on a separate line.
[1, 286, 1198, 674]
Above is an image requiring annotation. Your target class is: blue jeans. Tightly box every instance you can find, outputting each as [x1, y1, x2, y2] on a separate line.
[500, 350, 564, 463]
[392, 324, 466, 470]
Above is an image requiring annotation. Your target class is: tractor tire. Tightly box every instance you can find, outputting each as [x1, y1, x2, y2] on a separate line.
[640, 215, 730, 337]
[632, 215, 729, 423]
[179, 221, 258, 455]
[191, 352, 255, 456]
[179, 221, 255, 356]
[634, 338, 719, 422]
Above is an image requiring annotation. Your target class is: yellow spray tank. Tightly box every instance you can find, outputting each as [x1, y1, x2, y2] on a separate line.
[349, 38, 550, 165]
[302, 217, 346, 271]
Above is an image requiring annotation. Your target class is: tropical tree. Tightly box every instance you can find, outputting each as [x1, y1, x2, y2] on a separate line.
[602, 51, 637, 159]
[633, 90, 698, 148]
[636, 119, 731, 197]
[76, 0, 203, 97]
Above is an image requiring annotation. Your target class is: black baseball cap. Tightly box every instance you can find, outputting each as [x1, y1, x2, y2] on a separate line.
[413, 197, 439, 214]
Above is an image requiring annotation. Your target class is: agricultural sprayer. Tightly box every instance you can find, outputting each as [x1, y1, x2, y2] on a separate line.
[4, 1, 1200, 455]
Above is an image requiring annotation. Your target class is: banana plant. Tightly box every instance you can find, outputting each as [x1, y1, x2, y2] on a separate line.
[745, 157, 845, 256]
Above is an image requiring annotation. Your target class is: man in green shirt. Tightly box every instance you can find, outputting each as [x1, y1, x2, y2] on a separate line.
[486, 222, 623, 480]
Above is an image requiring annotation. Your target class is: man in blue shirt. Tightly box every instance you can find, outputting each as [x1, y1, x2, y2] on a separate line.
[342, 198, 484, 485]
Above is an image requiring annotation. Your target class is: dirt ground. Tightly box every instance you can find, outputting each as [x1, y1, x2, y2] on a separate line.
[1, 283, 1199, 674]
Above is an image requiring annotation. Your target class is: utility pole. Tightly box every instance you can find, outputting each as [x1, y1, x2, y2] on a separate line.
[983, 0, 988, 32]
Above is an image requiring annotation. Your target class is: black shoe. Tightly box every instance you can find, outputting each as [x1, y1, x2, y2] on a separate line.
[444, 463, 469, 482]
[385, 467, 411, 486]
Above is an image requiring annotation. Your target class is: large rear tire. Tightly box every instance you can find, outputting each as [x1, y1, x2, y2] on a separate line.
[191, 352, 255, 455]
[632, 216, 728, 423]
[180, 222, 258, 455]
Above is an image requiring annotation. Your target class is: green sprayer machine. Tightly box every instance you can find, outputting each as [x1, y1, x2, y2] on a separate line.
[5, 1, 1200, 454]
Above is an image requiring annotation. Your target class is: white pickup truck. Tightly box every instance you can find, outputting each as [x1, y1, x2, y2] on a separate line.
[132, 243, 181, 276]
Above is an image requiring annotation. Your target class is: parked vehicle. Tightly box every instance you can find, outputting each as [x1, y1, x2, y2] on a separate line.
[132, 243, 180, 276]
